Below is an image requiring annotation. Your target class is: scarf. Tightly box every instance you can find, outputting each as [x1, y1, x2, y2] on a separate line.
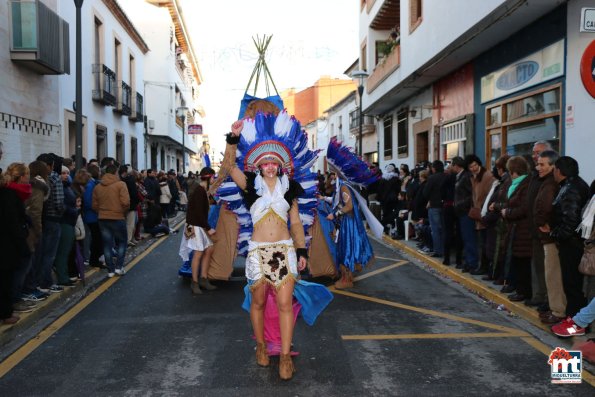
[7, 182, 32, 202]
[577, 195, 595, 239]
[507, 175, 527, 199]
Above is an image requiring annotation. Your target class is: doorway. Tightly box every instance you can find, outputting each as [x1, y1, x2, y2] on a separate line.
[415, 131, 428, 164]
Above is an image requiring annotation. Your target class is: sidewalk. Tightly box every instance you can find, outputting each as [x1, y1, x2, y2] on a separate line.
[380, 234, 594, 338]
[0, 212, 186, 360]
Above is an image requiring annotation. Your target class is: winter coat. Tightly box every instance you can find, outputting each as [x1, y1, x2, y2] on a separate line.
[411, 180, 428, 221]
[471, 168, 495, 230]
[533, 172, 559, 244]
[551, 176, 590, 242]
[92, 173, 130, 220]
[60, 181, 79, 226]
[423, 172, 447, 208]
[83, 179, 99, 223]
[0, 187, 30, 269]
[503, 175, 532, 257]
[454, 170, 473, 216]
[526, 169, 543, 239]
[25, 176, 48, 251]
[159, 182, 172, 204]
[143, 176, 161, 202]
[43, 171, 65, 222]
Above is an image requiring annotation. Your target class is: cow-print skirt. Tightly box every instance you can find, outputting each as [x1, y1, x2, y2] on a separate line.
[246, 239, 298, 290]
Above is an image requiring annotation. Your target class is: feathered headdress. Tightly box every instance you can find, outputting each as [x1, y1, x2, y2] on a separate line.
[217, 111, 320, 255]
[326, 137, 379, 187]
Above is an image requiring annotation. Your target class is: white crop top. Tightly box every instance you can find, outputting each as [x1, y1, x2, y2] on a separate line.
[250, 174, 291, 225]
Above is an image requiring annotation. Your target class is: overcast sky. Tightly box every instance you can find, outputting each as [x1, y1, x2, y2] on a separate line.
[179, 0, 359, 160]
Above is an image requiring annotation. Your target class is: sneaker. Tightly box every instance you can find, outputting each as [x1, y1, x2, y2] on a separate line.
[48, 285, 64, 293]
[155, 232, 166, 238]
[107, 272, 115, 278]
[552, 317, 586, 337]
[115, 268, 126, 276]
[83, 260, 90, 266]
[37, 286, 50, 293]
[21, 292, 46, 302]
[13, 301, 35, 313]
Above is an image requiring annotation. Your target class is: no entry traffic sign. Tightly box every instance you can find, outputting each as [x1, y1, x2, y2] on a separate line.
[580, 40, 595, 98]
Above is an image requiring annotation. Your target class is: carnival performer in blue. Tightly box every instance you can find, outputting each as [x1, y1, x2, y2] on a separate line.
[325, 137, 384, 289]
[213, 100, 332, 380]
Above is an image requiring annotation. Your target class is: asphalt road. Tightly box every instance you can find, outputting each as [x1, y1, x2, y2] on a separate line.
[0, 233, 593, 396]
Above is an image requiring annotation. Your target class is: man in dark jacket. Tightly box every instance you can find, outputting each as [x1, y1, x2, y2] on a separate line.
[533, 150, 565, 324]
[452, 156, 475, 270]
[422, 160, 447, 257]
[525, 141, 553, 306]
[119, 165, 139, 246]
[547, 156, 590, 317]
[143, 169, 161, 203]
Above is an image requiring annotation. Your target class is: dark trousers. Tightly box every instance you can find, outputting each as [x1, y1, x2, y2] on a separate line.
[513, 256, 532, 297]
[98, 219, 128, 273]
[88, 222, 103, 266]
[558, 238, 587, 317]
[442, 206, 462, 265]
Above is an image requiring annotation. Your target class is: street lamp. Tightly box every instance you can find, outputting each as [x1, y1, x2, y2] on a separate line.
[351, 70, 369, 157]
[74, 0, 84, 169]
[176, 106, 189, 174]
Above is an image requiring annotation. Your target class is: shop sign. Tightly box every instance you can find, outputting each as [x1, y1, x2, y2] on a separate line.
[481, 39, 564, 103]
[187, 124, 203, 134]
[580, 8, 595, 32]
[580, 40, 595, 99]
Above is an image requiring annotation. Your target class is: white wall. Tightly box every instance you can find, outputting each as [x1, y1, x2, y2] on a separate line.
[58, 0, 146, 168]
[0, 0, 61, 168]
[565, 0, 595, 184]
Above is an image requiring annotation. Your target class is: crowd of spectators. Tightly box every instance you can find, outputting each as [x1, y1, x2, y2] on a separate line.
[0, 153, 191, 325]
[362, 141, 595, 340]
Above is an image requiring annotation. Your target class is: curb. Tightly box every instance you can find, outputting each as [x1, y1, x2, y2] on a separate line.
[0, 213, 186, 359]
[380, 235, 551, 333]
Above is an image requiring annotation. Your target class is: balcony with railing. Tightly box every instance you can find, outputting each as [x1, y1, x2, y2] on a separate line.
[114, 81, 131, 116]
[92, 64, 117, 106]
[129, 92, 143, 123]
[349, 109, 376, 136]
[367, 44, 400, 94]
[10, 0, 70, 75]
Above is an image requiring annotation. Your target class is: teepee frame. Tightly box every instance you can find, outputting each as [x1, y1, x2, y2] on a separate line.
[245, 35, 279, 97]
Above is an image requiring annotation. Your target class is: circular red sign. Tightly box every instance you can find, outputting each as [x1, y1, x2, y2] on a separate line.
[580, 40, 595, 98]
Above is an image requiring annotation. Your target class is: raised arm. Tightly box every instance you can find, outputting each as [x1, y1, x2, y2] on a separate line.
[209, 120, 247, 194]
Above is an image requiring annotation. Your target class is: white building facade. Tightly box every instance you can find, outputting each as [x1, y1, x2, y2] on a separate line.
[58, 0, 148, 169]
[0, 0, 68, 168]
[122, 0, 204, 174]
[358, 0, 594, 182]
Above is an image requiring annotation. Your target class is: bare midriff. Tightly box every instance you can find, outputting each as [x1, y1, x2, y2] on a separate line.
[252, 212, 290, 242]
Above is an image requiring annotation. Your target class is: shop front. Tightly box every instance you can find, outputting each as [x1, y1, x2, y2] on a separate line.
[474, 6, 566, 167]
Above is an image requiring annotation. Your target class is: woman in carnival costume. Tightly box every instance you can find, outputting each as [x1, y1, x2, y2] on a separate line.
[325, 137, 384, 289]
[178, 167, 217, 294]
[213, 101, 333, 380]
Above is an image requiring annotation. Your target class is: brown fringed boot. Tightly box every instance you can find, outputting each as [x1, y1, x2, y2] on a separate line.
[334, 266, 354, 289]
[190, 281, 202, 295]
[256, 342, 269, 367]
[279, 353, 295, 380]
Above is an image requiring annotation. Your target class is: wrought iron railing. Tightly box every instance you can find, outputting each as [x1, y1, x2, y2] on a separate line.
[92, 64, 116, 106]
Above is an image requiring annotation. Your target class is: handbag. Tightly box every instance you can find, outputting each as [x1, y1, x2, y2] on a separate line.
[74, 214, 86, 240]
[578, 237, 595, 276]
